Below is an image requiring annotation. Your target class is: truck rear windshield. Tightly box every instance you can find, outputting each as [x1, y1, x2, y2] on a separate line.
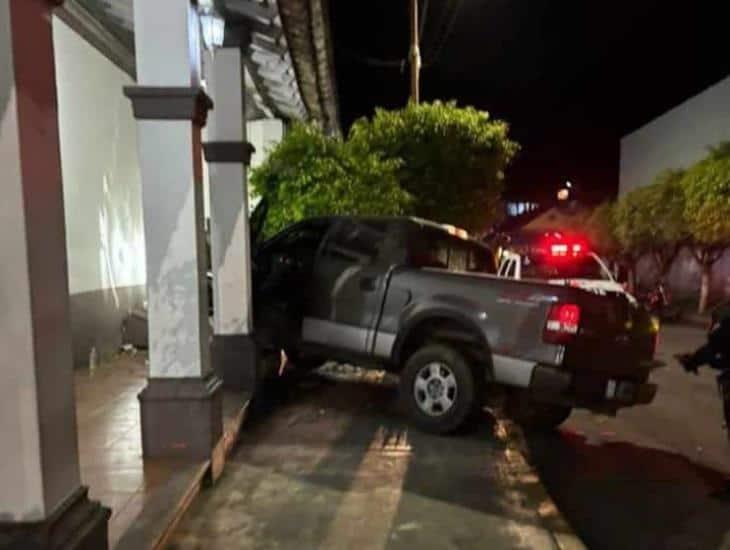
[410, 227, 496, 274]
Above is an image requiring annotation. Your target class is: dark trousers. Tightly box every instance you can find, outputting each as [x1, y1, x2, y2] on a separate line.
[687, 344, 728, 371]
[687, 345, 730, 438]
[719, 371, 730, 437]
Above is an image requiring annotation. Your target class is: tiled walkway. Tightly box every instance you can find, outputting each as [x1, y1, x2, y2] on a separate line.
[75, 354, 151, 547]
[74, 353, 248, 548]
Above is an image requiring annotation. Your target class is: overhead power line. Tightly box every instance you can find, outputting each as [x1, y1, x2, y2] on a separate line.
[422, 0, 463, 68]
[339, 48, 406, 70]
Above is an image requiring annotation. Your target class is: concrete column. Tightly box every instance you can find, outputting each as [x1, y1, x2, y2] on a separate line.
[0, 0, 109, 547]
[203, 47, 258, 392]
[125, 0, 222, 460]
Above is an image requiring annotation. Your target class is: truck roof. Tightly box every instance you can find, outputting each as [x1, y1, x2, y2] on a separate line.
[302, 215, 488, 248]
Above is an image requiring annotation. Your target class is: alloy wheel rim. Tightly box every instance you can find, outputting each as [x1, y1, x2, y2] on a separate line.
[413, 362, 458, 417]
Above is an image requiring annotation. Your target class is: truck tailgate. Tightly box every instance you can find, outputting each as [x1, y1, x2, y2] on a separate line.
[564, 291, 657, 380]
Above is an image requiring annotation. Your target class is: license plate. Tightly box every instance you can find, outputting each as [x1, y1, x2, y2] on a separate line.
[606, 380, 636, 400]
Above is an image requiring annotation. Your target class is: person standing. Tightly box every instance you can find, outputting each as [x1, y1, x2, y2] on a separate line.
[676, 300, 730, 498]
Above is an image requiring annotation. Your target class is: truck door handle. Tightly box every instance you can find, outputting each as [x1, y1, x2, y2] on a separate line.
[360, 276, 377, 292]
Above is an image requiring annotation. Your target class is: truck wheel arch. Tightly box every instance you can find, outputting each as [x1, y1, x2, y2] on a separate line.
[391, 311, 493, 377]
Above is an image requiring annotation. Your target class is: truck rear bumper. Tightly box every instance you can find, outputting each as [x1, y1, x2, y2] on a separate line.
[529, 364, 657, 411]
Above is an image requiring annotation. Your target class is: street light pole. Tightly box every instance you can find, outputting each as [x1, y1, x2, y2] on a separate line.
[409, 0, 421, 104]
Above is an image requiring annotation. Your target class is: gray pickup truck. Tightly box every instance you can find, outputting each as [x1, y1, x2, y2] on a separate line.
[251, 215, 659, 434]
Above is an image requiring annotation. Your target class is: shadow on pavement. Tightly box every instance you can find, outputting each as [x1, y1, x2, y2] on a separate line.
[189, 369, 564, 549]
[525, 429, 730, 550]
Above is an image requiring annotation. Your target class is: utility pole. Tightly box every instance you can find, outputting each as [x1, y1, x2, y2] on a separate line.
[409, 0, 421, 103]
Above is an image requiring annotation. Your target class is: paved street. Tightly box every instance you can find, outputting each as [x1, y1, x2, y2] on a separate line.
[167, 324, 730, 550]
[169, 368, 578, 550]
[526, 324, 730, 550]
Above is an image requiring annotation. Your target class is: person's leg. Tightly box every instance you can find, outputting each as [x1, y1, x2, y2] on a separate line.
[707, 372, 730, 500]
[718, 371, 730, 438]
[677, 344, 715, 372]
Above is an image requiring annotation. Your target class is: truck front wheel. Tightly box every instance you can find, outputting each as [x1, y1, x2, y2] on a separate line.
[400, 344, 480, 434]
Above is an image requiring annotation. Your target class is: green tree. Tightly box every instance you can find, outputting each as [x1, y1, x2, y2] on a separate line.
[681, 143, 730, 313]
[613, 187, 655, 291]
[643, 169, 688, 278]
[613, 170, 687, 287]
[349, 101, 519, 234]
[250, 123, 412, 236]
[587, 201, 641, 291]
[584, 202, 621, 260]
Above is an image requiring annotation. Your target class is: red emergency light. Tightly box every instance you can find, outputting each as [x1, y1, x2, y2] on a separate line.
[534, 232, 589, 261]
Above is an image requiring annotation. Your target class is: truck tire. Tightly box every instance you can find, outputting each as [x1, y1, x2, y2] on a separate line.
[505, 390, 572, 432]
[400, 344, 479, 434]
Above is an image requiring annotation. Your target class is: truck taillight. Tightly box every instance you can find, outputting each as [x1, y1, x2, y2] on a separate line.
[544, 303, 581, 344]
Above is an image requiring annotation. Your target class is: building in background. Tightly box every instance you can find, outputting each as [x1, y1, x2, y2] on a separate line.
[619, 74, 730, 301]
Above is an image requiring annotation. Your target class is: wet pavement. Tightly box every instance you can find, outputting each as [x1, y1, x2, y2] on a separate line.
[168, 368, 575, 550]
[525, 324, 730, 550]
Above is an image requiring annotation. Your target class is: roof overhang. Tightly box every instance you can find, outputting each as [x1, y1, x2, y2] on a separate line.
[55, 0, 340, 132]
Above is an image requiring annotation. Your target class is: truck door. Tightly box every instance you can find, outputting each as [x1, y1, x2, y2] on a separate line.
[303, 219, 392, 356]
[252, 219, 331, 350]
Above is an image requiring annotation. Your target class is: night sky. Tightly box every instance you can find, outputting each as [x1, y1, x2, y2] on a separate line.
[328, 0, 730, 204]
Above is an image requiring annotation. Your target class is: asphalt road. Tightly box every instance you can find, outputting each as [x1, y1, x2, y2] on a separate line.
[525, 324, 730, 550]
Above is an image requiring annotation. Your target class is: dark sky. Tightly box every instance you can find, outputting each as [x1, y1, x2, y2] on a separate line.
[328, 0, 730, 204]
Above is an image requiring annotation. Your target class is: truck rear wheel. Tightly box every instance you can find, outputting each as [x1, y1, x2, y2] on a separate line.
[505, 390, 572, 432]
[400, 344, 479, 434]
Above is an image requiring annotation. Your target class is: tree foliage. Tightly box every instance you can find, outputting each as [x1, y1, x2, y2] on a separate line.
[250, 103, 518, 236]
[681, 142, 730, 312]
[348, 101, 519, 233]
[249, 123, 411, 236]
[584, 202, 621, 259]
[613, 169, 687, 277]
[682, 142, 730, 253]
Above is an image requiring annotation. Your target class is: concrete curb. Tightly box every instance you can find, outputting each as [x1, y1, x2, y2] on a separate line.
[152, 398, 251, 550]
[494, 417, 587, 550]
[115, 398, 251, 550]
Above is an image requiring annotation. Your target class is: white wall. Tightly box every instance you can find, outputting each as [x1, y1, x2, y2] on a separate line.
[248, 118, 284, 171]
[619, 74, 730, 194]
[53, 17, 146, 297]
[202, 118, 284, 219]
[247, 119, 283, 211]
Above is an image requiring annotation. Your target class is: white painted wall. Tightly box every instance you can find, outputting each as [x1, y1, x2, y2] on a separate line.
[248, 118, 284, 170]
[202, 118, 284, 218]
[53, 17, 146, 296]
[619, 74, 730, 194]
[247, 118, 283, 211]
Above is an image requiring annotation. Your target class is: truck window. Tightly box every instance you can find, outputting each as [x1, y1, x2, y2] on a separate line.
[255, 219, 331, 282]
[409, 227, 449, 269]
[409, 227, 495, 274]
[322, 220, 388, 265]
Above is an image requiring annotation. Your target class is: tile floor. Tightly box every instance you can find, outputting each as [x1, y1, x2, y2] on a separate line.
[74, 353, 155, 547]
[74, 353, 248, 548]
